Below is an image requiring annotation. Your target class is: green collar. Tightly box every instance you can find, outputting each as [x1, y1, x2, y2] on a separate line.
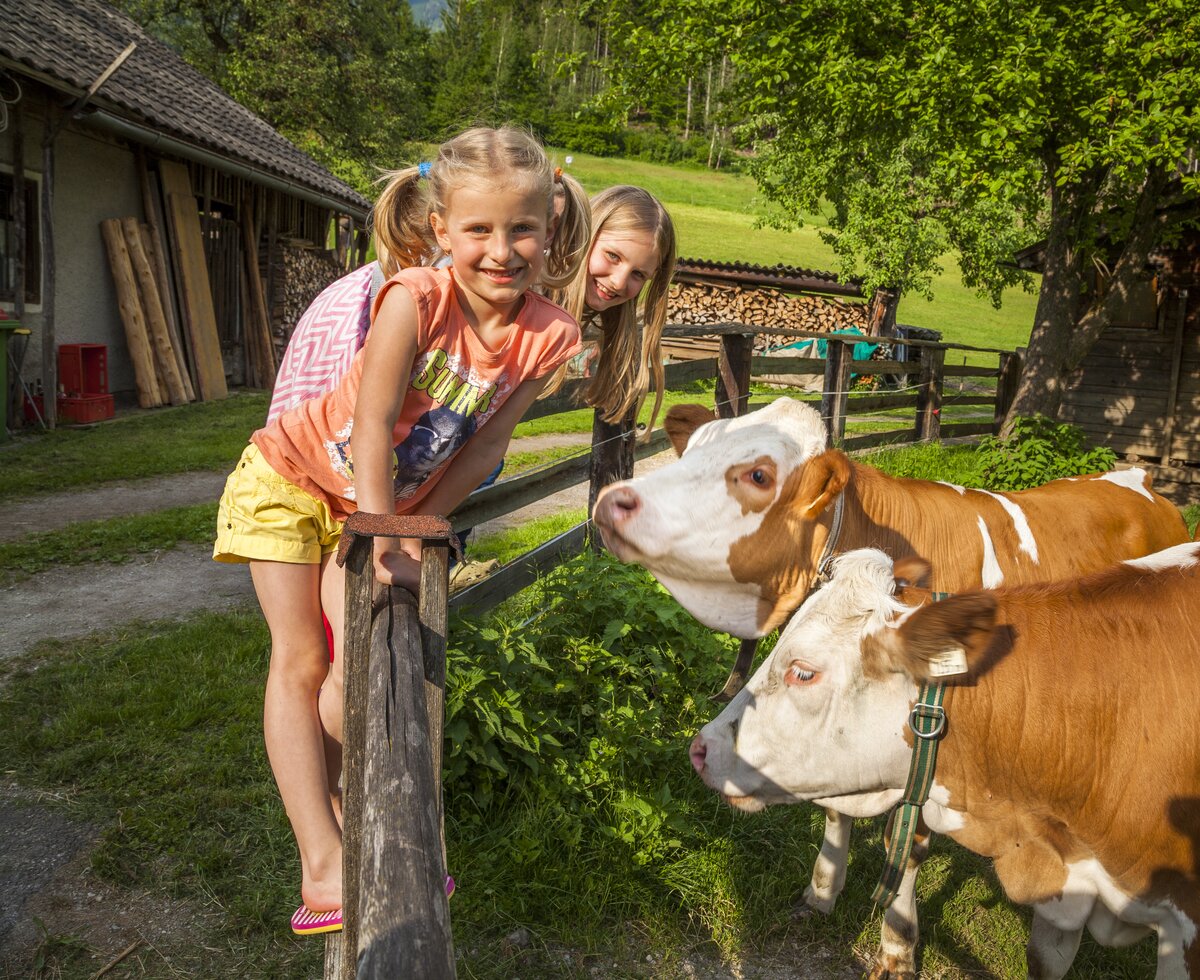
[872, 590, 951, 908]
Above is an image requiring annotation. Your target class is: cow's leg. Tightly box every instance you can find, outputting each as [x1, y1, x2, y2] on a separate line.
[1026, 903, 1088, 980]
[1085, 903, 1152, 948]
[866, 832, 928, 980]
[802, 808, 851, 913]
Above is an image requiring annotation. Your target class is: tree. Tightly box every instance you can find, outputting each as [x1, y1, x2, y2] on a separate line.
[605, 0, 1200, 425]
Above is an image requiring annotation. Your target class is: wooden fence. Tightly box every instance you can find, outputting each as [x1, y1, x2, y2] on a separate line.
[448, 323, 1022, 618]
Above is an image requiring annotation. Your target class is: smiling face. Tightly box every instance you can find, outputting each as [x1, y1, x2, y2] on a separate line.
[430, 179, 550, 319]
[584, 228, 660, 311]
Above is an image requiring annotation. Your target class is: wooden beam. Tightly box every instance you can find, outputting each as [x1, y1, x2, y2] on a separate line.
[449, 523, 589, 615]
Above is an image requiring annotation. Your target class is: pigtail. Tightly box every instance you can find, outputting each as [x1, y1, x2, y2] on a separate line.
[540, 172, 591, 290]
[371, 167, 434, 276]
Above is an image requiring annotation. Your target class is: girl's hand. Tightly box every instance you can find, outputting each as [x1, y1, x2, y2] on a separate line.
[372, 537, 423, 592]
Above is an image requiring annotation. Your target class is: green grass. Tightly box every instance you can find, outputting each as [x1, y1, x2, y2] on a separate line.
[0, 391, 269, 500]
[0, 564, 1157, 979]
[467, 508, 588, 565]
[0, 502, 218, 584]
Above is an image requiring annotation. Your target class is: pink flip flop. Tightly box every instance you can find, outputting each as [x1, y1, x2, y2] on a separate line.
[291, 904, 344, 935]
[445, 875, 455, 899]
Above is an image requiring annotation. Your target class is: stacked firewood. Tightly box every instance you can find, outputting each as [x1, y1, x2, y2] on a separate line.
[273, 244, 347, 352]
[667, 281, 868, 350]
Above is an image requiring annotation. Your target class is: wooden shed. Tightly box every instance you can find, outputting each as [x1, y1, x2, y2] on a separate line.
[0, 0, 370, 425]
[1015, 233, 1200, 504]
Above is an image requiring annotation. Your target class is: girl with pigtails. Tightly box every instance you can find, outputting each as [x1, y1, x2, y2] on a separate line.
[213, 126, 589, 935]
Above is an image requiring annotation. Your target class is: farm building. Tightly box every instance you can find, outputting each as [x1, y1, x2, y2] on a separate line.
[0, 0, 370, 427]
[1014, 225, 1200, 503]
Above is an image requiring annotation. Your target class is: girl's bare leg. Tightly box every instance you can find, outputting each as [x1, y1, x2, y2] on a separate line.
[252, 559, 342, 913]
[318, 554, 347, 826]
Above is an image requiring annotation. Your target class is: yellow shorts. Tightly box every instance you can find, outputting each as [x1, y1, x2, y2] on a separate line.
[213, 443, 342, 565]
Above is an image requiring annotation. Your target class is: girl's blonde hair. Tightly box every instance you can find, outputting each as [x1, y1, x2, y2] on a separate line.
[550, 185, 677, 436]
[370, 126, 591, 285]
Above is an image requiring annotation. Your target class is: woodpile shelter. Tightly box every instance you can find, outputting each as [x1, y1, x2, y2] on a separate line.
[0, 0, 370, 427]
[665, 258, 870, 360]
[1014, 230, 1200, 504]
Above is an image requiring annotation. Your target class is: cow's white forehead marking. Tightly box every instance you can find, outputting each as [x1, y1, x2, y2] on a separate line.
[1123, 542, 1200, 573]
[1097, 468, 1153, 500]
[978, 490, 1039, 562]
[977, 516, 1004, 588]
[685, 398, 827, 463]
[938, 481, 966, 495]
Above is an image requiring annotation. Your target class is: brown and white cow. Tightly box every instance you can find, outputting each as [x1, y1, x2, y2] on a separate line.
[594, 398, 1187, 639]
[690, 544, 1200, 980]
[592, 397, 1190, 975]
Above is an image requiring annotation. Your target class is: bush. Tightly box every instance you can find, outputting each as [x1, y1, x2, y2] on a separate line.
[547, 117, 623, 157]
[975, 415, 1117, 491]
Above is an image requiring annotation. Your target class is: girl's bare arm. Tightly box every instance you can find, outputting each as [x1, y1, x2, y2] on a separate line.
[348, 286, 421, 582]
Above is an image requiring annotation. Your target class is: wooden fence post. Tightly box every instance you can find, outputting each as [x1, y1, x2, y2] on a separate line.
[716, 331, 753, 418]
[821, 337, 852, 445]
[993, 349, 1022, 434]
[326, 514, 456, 980]
[588, 407, 635, 550]
[914, 345, 945, 442]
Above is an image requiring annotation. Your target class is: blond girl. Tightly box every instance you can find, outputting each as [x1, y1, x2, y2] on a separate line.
[214, 126, 589, 934]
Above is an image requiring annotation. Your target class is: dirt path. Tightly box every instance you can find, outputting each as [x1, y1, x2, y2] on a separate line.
[0, 437, 677, 661]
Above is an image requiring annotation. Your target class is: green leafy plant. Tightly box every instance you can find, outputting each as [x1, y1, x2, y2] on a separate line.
[975, 415, 1117, 491]
[443, 550, 735, 866]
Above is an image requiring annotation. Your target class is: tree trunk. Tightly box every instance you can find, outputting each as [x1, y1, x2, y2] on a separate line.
[1001, 169, 1169, 435]
[866, 286, 900, 337]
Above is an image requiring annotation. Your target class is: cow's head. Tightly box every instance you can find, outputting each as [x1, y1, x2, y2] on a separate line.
[592, 398, 849, 637]
[688, 550, 998, 814]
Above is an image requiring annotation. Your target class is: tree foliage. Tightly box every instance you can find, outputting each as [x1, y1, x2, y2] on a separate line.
[604, 0, 1200, 420]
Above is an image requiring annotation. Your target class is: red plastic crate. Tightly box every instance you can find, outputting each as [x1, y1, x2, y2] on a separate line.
[57, 394, 115, 424]
[58, 343, 109, 396]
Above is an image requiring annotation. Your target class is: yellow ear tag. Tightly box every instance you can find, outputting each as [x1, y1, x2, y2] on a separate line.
[929, 647, 968, 678]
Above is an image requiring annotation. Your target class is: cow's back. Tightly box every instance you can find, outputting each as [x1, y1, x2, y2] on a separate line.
[847, 465, 1188, 593]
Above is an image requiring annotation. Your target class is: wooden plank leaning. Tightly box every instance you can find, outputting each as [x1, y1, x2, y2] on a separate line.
[99, 218, 161, 408]
[325, 512, 456, 980]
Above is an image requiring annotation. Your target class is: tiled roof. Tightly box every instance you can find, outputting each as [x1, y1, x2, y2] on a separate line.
[0, 0, 370, 215]
[674, 257, 864, 298]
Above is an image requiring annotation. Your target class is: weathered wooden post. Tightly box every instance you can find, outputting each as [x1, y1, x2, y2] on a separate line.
[821, 336, 852, 445]
[914, 344, 946, 442]
[325, 513, 456, 980]
[588, 407, 635, 551]
[993, 349, 1023, 434]
[716, 330, 753, 418]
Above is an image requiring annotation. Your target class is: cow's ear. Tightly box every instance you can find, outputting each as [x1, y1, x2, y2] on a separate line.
[865, 593, 999, 681]
[794, 450, 851, 519]
[892, 556, 933, 596]
[664, 404, 716, 456]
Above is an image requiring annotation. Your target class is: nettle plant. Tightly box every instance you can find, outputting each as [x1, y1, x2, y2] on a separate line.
[976, 415, 1117, 491]
[443, 550, 737, 865]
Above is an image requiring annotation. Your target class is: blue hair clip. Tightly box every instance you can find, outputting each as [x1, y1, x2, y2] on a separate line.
[417, 161, 432, 179]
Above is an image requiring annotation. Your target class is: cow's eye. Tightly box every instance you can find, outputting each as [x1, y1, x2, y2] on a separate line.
[785, 662, 818, 686]
[745, 467, 772, 488]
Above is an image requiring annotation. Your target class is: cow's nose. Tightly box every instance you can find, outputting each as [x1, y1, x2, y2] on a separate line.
[689, 733, 707, 774]
[592, 484, 641, 528]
